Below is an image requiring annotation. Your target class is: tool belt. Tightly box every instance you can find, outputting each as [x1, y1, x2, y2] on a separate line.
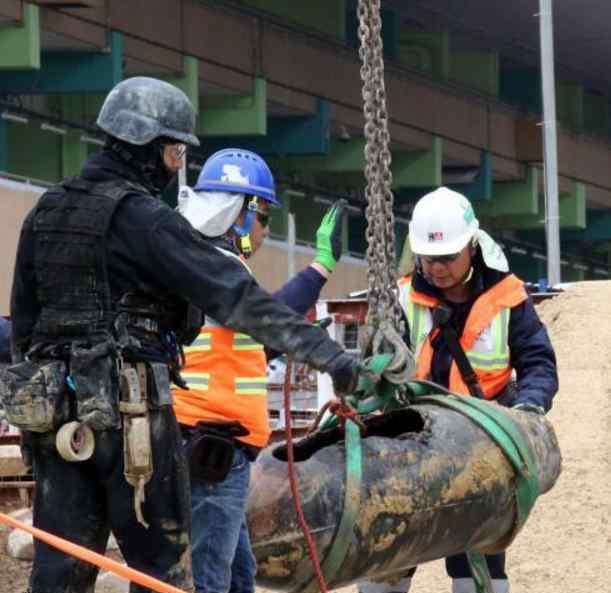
[184, 421, 250, 483]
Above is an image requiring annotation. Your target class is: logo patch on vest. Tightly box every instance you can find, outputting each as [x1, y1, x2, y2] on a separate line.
[474, 327, 494, 352]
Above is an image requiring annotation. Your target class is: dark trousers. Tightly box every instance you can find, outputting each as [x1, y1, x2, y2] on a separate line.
[403, 552, 506, 580]
[28, 407, 193, 593]
[445, 552, 507, 579]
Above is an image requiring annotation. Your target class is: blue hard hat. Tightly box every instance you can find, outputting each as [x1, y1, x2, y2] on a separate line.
[194, 148, 279, 205]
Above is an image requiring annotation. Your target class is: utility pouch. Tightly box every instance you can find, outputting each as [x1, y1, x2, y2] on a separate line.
[0, 359, 70, 432]
[120, 363, 153, 528]
[147, 363, 172, 409]
[70, 341, 121, 431]
[176, 303, 203, 346]
[185, 421, 249, 483]
[124, 415, 152, 484]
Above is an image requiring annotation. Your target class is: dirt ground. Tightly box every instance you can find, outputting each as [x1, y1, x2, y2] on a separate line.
[0, 495, 29, 593]
[1, 281, 610, 593]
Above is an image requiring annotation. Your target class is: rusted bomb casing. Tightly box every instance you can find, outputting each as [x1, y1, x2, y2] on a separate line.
[246, 402, 561, 592]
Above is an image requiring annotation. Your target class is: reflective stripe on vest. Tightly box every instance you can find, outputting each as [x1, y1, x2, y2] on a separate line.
[398, 273, 527, 398]
[465, 308, 510, 371]
[398, 275, 435, 358]
[233, 333, 264, 352]
[172, 326, 270, 447]
[235, 377, 268, 395]
[184, 333, 212, 354]
[182, 372, 210, 390]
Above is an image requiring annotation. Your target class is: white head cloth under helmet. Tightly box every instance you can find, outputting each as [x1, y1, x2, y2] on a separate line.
[408, 186, 508, 272]
[176, 186, 245, 238]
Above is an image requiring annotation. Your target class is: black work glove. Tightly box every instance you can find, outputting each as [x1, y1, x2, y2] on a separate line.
[326, 351, 363, 396]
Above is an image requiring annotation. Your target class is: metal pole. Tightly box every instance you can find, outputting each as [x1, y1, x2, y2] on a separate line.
[287, 212, 296, 281]
[539, 0, 561, 286]
[315, 301, 335, 412]
[286, 212, 297, 407]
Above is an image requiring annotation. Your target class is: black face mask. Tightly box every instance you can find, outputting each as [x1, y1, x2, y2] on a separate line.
[108, 138, 176, 194]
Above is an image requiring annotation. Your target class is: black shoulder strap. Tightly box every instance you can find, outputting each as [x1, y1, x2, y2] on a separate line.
[432, 305, 486, 399]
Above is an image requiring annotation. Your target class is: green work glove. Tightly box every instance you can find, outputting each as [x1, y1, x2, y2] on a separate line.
[314, 199, 347, 272]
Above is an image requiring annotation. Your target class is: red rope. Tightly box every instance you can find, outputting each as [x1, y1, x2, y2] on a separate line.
[327, 400, 366, 434]
[308, 398, 366, 435]
[283, 359, 329, 593]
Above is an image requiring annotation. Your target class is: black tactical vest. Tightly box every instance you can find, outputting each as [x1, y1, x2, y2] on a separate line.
[28, 175, 201, 363]
[30, 177, 144, 346]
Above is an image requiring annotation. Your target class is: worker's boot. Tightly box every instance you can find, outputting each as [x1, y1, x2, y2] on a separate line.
[357, 577, 412, 593]
[452, 578, 510, 593]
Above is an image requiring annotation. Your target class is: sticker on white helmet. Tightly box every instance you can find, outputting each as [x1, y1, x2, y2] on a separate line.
[463, 205, 476, 224]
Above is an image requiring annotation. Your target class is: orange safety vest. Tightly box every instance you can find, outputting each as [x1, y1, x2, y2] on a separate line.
[172, 326, 270, 447]
[398, 274, 528, 399]
[173, 251, 270, 447]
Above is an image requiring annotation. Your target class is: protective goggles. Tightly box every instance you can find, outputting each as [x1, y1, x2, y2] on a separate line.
[255, 209, 272, 228]
[418, 252, 461, 265]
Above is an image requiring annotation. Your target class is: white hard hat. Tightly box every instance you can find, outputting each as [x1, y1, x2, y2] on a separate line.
[408, 187, 479, 256]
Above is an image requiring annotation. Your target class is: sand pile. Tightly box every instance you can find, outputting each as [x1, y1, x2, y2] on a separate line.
[537, 280, 611, 369]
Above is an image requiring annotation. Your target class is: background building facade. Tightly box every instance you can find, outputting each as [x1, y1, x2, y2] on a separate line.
[1, 0, 610, 313]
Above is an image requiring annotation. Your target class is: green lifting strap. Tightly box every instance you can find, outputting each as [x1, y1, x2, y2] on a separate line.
[412, 389, 541, 593]
[414, 392, 541, 533]
[299, 418, 363, 593]
[319, 353, 398, 432]
[319, 419, 363, 585]
[309, 369, 540, 591]
[465, 551, 494, 593]
[301, 355, 393, 590]
[299, 354, 391, 588]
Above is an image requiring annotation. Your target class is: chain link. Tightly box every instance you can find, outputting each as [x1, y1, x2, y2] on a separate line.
[357, 0, 405, 351]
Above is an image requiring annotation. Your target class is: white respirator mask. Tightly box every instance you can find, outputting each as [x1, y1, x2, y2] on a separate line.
[177, 186, 245, 238]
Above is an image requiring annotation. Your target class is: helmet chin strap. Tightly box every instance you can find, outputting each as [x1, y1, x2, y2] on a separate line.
[453, 242, 477, 287]
[237, 234, 253, 259]
[232, 197, 258, 259]
[460, 243, 478, 285]
[461, 265, 474, 285]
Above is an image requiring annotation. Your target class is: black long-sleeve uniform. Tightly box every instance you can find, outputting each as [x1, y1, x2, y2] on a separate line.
[8, 150, 357, 593]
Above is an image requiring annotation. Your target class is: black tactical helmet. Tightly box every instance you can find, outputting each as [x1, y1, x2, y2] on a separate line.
[97, 76, 200, 147]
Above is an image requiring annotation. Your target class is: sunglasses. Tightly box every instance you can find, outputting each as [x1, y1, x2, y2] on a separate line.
[418, 252, 461, 265]
[255, 209, 271, 228]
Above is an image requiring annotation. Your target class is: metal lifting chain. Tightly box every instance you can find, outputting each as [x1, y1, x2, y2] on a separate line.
[358, 0, 410, 379]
